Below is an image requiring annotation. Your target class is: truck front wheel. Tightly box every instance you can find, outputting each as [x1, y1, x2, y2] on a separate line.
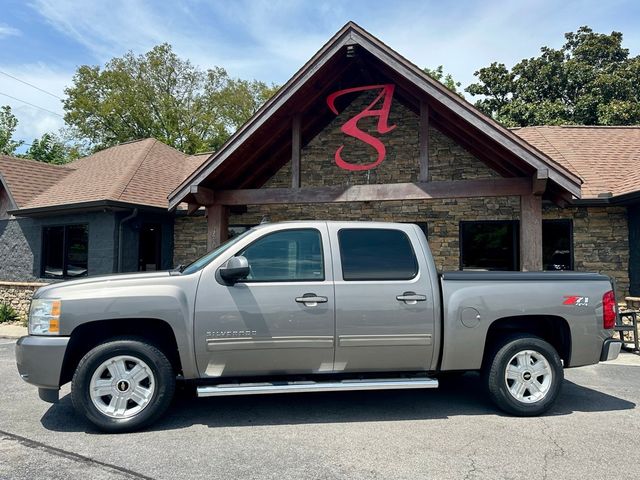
[485, 336, 563, 416]
[71, 338, 176, 432]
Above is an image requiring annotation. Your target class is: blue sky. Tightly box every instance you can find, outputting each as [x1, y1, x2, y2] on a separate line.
[1, 0, 640, 147]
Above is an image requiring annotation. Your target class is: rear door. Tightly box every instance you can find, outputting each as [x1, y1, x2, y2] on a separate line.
[329, 223, 436, 373]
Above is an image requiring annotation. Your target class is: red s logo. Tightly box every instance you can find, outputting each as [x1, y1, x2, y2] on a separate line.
[326, 84, 396, 171]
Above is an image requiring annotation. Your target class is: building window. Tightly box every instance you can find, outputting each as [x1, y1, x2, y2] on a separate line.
[240, 229, 324, 282]
[460, 221, 519, 271]
[543, 219, 573, 271]
[42, 225, 89, 278]
[338, 228, 418, 280]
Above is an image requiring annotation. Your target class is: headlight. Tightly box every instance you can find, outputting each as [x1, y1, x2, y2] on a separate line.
[28, 299, 61, 335]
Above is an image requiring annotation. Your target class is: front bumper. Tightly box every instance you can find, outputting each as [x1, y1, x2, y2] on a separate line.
[600, 338, 622, 362]
[15, 335, 69, 390]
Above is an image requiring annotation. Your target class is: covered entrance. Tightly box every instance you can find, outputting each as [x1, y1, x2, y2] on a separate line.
[169, 23, 581, 271]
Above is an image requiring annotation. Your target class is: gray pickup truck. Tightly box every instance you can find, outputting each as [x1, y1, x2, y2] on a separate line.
[16, 221, 621, 432]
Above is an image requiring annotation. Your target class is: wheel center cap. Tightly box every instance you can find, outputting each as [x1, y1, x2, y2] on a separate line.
[523, 371, 532, 381]
[117, 380, 130, 392]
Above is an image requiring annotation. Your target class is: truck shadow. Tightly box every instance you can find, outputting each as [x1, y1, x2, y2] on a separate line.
[40, 373, 636, 433]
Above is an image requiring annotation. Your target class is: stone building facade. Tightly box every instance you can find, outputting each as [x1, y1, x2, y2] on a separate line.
[173, 93, 630, 296]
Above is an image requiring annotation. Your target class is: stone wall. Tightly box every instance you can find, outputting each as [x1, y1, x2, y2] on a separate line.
[174, 214, 208, 267]
[543, 205, 629, 296]
[172, 90, 631, 297]
[0, 281, 47, 321]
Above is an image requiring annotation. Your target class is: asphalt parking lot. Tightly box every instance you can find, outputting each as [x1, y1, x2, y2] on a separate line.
[1, 339, 638, 480]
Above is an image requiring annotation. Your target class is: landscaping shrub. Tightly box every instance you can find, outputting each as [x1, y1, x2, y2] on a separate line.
[0, 303, 19, 323]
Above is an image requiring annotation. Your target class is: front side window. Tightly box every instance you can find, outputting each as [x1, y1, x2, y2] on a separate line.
[42, 224, 88, 278]
[339, 228, 418, 281]
[460, 221, 519, 271]
[240, 229, 324, 282]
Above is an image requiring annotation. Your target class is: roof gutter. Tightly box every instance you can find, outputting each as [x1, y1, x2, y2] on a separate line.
[8, 200, 168, 217]
[117, 208, 138, 273]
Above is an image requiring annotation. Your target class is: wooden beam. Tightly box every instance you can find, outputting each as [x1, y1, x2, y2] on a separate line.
[187, 203, 201, 215]
[520, 194, 543, 271]
[206, 204, 228, 250]
[533, 169, 549, 195]
[215, 178, 531, 206]
[419, 100, 429, 182]
[291, 114, 301, 188]
[189, 185, 215, 206]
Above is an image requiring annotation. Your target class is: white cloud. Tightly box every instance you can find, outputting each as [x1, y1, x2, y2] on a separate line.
[0, 24, 21, 38]
[0, 64, 70, 144]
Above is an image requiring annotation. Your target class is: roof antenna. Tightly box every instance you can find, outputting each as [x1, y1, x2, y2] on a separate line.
[260, 215, 271, 224]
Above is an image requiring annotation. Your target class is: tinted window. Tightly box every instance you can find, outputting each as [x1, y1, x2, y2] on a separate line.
[460, 221, 518, 271]
[42, 224, 88, 278]
[339, 229, 418, 281]
[240, 229, 324, 282]
[543, 220, 573, 271]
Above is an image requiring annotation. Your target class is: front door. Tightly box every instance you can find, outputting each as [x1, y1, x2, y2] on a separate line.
[194, 225, 335, 377]
[329, 223, 437, 373]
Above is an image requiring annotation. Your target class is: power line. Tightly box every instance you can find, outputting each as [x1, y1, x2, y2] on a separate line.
[0, 70, 63, 100]
[0, 91, 64, 117]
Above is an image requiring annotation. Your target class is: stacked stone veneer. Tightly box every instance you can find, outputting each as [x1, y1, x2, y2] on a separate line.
[173, 91, 631, 297]
[0, 281, 47, 321]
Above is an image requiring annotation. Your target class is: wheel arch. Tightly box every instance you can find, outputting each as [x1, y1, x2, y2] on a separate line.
[60, 318, 183, 385]
[482, 315, 572, 368]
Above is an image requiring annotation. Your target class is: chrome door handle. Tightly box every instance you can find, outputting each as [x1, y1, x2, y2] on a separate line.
[295, 293, 328, 306]
[396, 292, 427, 304]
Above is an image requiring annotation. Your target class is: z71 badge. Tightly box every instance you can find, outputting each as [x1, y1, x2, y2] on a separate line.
[563, 296, 589, 306]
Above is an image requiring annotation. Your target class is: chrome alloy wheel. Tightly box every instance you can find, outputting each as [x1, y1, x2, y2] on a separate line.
[89, 355, 156, 419]
[504, 349, 553, 404]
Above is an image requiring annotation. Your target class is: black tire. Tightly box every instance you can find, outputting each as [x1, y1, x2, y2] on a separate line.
[484, 335, 563, 416]
[71, 337, 176, 433]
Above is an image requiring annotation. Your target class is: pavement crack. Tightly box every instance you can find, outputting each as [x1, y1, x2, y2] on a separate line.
[463, 448, 478, 480]
[0, 428, 156, 480]
[538, 417, 567, 480]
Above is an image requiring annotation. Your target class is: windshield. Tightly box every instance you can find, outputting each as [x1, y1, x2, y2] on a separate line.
[181, 229, 253, 275]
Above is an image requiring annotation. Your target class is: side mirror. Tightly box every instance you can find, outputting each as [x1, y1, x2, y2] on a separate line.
[220, 256, 250, 284]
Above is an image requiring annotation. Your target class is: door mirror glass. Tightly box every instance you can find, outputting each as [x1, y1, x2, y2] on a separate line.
[220, 256, 250, 284]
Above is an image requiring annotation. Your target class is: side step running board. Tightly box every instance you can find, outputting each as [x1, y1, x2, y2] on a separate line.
[197, 377, 438, 397]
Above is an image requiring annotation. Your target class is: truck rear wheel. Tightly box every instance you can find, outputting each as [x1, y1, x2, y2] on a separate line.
[71, 338, 175, 432]
[485, 335, 563, 416]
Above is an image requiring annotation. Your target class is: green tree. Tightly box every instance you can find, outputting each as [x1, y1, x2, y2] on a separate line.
[423, 66, 463, 97]
[0, 105, 24, 155]
[466, 26, 640, 126]
[24, 132, 75, 164]
[64, 44, 278, 154]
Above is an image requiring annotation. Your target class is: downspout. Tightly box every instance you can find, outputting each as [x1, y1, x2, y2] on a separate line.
[117, 208, 138, 273]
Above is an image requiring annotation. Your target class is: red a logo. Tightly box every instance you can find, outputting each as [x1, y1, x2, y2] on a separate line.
[326, 84, 396, 171]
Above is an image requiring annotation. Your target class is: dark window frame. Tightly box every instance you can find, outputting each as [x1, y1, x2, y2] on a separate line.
[542, 219, 574, 271]
[237, 228, 325, 283]
[338, 228, 419, 281]
[41, 223, 90, 279]
[459, 220, 520, 271]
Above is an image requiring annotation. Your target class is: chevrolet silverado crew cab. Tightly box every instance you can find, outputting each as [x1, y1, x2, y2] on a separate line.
[16, 221, 622, 432]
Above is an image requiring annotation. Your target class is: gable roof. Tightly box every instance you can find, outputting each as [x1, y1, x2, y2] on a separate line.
[0, 155, 72, 209]
[168, 22, 582, 209]
[3, 139, 202, 216]
[512, 126, 640, 199]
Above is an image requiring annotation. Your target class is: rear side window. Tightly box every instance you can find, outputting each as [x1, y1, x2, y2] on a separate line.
[338, 229, 418, 281]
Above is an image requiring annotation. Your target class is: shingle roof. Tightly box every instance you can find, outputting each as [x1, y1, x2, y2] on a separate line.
[512, 126, 640, 199]
[17, 139, 192, 211]
[0, 155, 73, 208]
